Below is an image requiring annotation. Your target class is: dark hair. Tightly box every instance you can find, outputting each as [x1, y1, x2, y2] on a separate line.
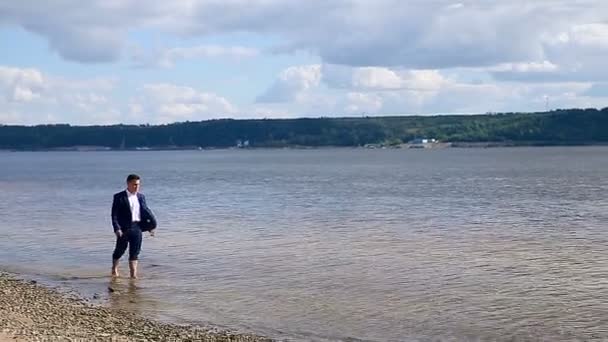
[126, 174, 141, 183]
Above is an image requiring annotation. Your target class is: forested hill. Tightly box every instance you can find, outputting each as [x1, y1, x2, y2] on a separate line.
[1, 108, 607, 150]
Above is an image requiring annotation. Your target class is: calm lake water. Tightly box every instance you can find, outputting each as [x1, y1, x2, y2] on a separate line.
[1, 147, 608, 341]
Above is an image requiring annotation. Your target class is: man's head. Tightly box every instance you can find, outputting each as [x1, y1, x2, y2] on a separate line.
[126, 174, 141, 193]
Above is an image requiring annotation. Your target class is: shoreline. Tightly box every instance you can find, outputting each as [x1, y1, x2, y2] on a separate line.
[0, 271, 272, 341]
[3, 141, 608, 152]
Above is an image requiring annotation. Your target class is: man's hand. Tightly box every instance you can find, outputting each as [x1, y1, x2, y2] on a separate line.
[115, 230, 123, 238]
[149, 229, 156, 237]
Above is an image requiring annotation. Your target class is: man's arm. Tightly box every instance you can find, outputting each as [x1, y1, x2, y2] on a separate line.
[140, 194, 157, 234]
[111, 193, 122, 233]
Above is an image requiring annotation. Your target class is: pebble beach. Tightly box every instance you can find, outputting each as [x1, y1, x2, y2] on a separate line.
[0, 272, 272, 342]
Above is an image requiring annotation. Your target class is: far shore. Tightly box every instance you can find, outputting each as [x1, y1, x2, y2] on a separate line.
[0, 271, 271, 342]
[2, 141, 608, 152]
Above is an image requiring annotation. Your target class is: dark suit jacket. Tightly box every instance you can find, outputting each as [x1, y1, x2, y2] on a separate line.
[111, 190, 157, 232]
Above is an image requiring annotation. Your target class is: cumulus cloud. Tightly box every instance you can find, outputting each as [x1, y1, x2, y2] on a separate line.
[351, 68, 403, 90]
[0, 1, 130, 62]
[344, 92, 383, 114]
[137, 83, 237, 122]
[332, 80, 603, 116]
[263, 0, 607, 71]
[132, 44, 259, 68]
[248, 105, 296, 119]
[2, 0, 607, 72]
[487, 61, 559, 73]
[256, 64, 322, 102]
[0, 66, 119, 124]
[1, 1, 607, 122]
[255, 62, 607, 117]
[0, 66, 44, 102]
[556, 23, 608, 49]
[489, 22, 608, 82]
[258, 64, 449, 112]
[322, 64, 447, 92]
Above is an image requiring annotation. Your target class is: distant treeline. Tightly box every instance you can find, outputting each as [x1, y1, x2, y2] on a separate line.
[1, 108, 607, 150]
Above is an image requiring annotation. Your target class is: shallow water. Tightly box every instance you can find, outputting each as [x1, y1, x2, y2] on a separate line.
[1, 147, 608, 341]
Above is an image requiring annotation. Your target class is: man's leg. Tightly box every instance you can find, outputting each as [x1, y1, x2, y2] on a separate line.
[111, 259, 120, 277]
[112, 233, 128, 277]
[128, 228, 143, 279]
[129, 260, 138, 279]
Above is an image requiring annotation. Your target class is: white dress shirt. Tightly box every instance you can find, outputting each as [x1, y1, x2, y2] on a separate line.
[127, 190, 141, 222]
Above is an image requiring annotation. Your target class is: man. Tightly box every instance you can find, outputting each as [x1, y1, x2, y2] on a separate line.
[111, 174, 157, 279]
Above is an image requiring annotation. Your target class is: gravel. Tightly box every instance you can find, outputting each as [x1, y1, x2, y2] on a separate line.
[0, 272, 273, 341]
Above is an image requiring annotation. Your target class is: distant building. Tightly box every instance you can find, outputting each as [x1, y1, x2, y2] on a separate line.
[409, 138, 437, 144]
[236, 139, 250, 148]
[408, 138, 438, 148]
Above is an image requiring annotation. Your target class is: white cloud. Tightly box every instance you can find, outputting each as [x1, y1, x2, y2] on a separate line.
[256, 62, 607, 117]
[323, 64, 447, 92]
[0, 1, 151, 62]
[488, 61, 559, 73]
[256, 64, 322, 102]
[250, 106, 295, 118]
[132, 44, 259, 68]
[0, 110, 20, 123]
[2, 0, 606, 71]
[345, 92, 383, 114]
[0, 66, 119, 124]
[259, 64, 447, 113]
[556, 23, 608, 49]
[136, 83, 308, 122]
[0, 66, 44, 102]
[139, 83, 238, 122]
[381, 81, 600, 114]
[351, 67, 403, 90]
[399, 70, 447, 92]
[445, 3, 464, 11]
[488, 22, 608, 83]
[1, 1, 608, 122]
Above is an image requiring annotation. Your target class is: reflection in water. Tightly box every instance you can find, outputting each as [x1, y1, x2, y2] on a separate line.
[108, 278, 141, 310]
[107, 278, 166, 320]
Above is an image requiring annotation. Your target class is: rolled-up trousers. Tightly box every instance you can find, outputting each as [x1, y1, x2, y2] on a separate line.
[112, 223, 143, 261]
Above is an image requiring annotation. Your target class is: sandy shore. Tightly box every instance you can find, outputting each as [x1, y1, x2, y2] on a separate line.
[0, 272, 272, 341]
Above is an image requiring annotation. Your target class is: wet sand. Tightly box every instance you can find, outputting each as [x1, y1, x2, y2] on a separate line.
[0, 272, 272, 341]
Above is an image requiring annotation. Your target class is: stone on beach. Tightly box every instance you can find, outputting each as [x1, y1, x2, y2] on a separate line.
[0, 272, 271, 341]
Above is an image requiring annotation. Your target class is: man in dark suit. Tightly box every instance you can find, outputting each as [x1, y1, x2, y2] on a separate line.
[111, 174, 157, 279]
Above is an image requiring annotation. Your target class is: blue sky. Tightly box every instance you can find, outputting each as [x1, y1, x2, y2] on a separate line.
[0, 1, 607, 125]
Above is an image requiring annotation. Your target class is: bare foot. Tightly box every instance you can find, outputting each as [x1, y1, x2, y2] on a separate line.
[111, 269, 120, 278]
[128, 260, 138, 279]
